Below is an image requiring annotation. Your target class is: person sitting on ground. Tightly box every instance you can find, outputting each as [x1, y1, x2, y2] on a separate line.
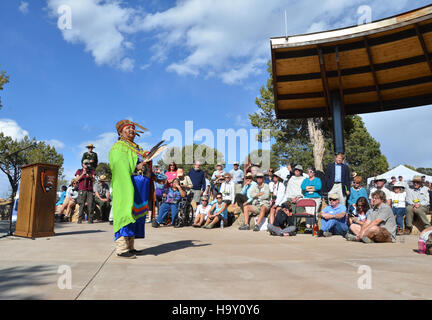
[369, 176, 392, 206]
[219, 172, 235, 206]
[152, 178, 185, 228]
[202, 193, 228, 229]
[233, 172, 257, 212]
[419, 226, 432, 254]
[346, 190, 397, 243]
[56, 185, 67, 207]
[154, 173, 167, 206]
[192, 196, 211, 227]
[317, 193, 348, 237]
[55, 186, 68, 220]
[301, 167, 322, 231]
[284, 164, 306, 212]
[348, 175, 368, 214]
[238, 172, 270, 231]
[268, 170, 286, 225]
[347, 197, 370, 233]
[404, 175, 431, 235]
[390, 181, 407, 235]
[267, 200, 296, 237]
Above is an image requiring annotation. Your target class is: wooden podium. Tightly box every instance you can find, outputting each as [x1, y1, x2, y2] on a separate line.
[14, 163, 59, 238]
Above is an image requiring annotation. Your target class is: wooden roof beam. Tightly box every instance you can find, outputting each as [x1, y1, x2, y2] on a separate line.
[317, 46, 331, 117]
[363, 36, 384, 111]
[414, 23, 432, 74]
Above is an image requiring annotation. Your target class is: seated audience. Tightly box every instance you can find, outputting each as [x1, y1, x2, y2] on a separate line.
[369, 176, 391, 206]
[238, 173, 270, 231]
[234, 173, 256, 211]
[202, 193, 227, 229]
[152, 178, 185, 228]
[405, 175, 431, 234]
[284, 165, 306, 209]
[64, 180, 79, 220]
[301, 167, 322, 231]
[211, 163, 226, 198]
[268, 171, 286, 225]
[192, 196, 211, 227]
[346, 190, 397, 243]
[317, 193, 348, 237]
[219, 173, 235, 205]
[94, 175, 111, 222]
[348, 175, 368, 214]
[390, 181, 406, 235]
[177, 168, 193, 195]
[346, 197, 370, 238]
[267, 201, 296, 237]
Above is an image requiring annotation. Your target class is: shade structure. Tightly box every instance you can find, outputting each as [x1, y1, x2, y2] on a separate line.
[271, 5, 432, 119]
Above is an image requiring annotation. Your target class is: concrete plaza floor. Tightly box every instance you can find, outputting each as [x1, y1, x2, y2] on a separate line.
[0, 221, 430, 300]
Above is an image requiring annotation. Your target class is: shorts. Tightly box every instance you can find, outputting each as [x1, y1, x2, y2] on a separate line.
[191, 190, 202, 203]
[250, 203, 269, 214]
[372, 227, 392, 243]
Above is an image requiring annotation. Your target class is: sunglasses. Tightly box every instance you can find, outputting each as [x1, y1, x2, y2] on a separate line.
[216, 197, 222, 199]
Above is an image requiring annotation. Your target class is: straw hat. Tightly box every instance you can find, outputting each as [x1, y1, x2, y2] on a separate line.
[86, 143, 95, 148]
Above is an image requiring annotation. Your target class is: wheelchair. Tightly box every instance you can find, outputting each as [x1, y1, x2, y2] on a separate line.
[159, 193, 194, 228]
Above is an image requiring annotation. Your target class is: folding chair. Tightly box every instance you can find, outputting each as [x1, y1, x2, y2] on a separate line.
[293, 199, 317, 236]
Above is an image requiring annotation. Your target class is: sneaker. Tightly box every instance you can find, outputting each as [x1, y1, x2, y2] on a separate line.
[253, 225, 260, 232]
[317, 230, 324, 237]
[238, 224, 250, 231]
[117, 251, 136, 259]
[152, 220, 160, 228]
[323, 231, 333, 237]
[130, 249, 145, 256]
[396, 228, 404, 236]
[205, 224, 214, 229]
[403, 227, 412, 235]
[345, 232, 358, 242]
[109, 221, 113, 225]
[361, 236, 374, 243]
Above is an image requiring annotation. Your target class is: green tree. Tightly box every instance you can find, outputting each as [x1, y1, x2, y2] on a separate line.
[416, 167, 432, 176]
[0, 133, 64, 210]
[96, 162, 112, 180]
[249, 61, 388, 179]
[0, 67, 9, 109]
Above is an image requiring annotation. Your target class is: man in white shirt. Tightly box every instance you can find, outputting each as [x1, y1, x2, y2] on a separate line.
[268, 170, 286, 224]
[369, 176, 392, 206]
[285, 165, 306, 205]
[230, 161, 244, 195]
[405, 175, 431, 234]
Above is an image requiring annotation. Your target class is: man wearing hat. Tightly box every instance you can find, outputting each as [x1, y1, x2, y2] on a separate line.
[220, 172, 235, 205]
[369, 176, 391, 206]
[230, 161, 244, 195]
[211, 163, 226, 198]
[405, 175, 431, 234]
[82, 144, 98, 171]
[324, 153, 351, 207]
[94, 175, 111, 222]
[75, 159, 96, 223]
[239, 172, 270, 231]
[317, 193, 348, 237]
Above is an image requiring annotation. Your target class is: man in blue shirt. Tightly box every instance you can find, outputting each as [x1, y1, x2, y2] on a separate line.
[188, 161, 206, 206]
[318, 193, 348, 237]
[324, 153, 351, 207]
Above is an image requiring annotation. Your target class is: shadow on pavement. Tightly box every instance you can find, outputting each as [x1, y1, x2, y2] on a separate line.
[54, 230, 106, 237]
[139, 240, 211, 256]
[0, 265, 57, 299]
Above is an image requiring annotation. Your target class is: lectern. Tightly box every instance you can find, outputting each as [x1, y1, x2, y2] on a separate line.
[14, 163, 59, 238]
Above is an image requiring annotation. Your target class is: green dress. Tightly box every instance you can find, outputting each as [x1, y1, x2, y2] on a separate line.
[109, 139, 147, 234]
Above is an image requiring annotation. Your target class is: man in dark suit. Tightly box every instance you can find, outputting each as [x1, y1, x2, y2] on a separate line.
[324, 153, 351, 206]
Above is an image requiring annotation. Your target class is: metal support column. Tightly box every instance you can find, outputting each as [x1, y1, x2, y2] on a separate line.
[331, 91, 345, 155]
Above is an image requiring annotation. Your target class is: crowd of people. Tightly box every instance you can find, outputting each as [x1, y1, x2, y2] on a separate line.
[150, 153, 432, 246]
[55, 143, 112, 224]
[55, 144, 432, 253]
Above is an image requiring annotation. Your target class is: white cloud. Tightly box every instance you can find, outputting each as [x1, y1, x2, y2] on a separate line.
[45, 139, 65, 150]
[18, 1, 29, 15]
[361, 106, 432, 169]
[0, 119, 29, 140]
[46, 0, 143, 71]
[234, 115, 250, 128]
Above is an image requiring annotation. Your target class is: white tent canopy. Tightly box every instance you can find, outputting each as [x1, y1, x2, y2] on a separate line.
[367, 165, 432, 185]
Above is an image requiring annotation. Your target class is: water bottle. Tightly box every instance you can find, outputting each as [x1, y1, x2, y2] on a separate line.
[220, 219, 224, 229]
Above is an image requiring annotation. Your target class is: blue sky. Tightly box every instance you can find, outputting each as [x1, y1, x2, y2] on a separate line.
[1, 0, 432, 195]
